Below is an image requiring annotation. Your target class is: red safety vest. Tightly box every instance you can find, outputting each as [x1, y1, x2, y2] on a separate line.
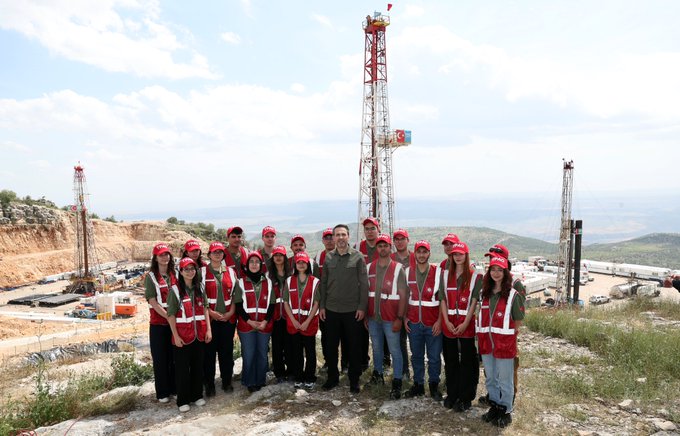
[476, 289, 519, 358]
[224, 247, 249, 278]
[315, 250, 329, 276]
[391, 251, 416, 270]
[272, 275, 286, 321]
[442, 270, 480, 338]
[171, 286, 207, 345]
[202, 265, 236, 323]
[406, 264, 441, 327]
[147, 271, 178, 326]
[367, 260, 402, 322]
[237, 277, 274, 334]
[439, 258, 449, 270]
[285, 275, 320, 336]
[359, 240, 379, 263]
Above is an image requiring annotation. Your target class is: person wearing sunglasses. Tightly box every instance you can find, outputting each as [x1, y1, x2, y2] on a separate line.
[167, 257, 212, 413]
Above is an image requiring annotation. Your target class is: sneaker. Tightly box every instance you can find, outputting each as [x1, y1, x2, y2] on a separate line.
[194, 398, 206, 407]
[158, 397, 170, 403]
[179, 404, 190, 413]
[294, 381, 304, 389]
[304, 382, 315, 390]
[322, 379, 339, 391]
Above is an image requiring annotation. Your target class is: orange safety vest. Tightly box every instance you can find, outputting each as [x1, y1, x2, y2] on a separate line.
[171, 286, 207, 345]
[237, 277, 274, 334]
[442, 270, 480, 338]
[202, 265, 236, 323]
[476, 289, 519, 358]
[406, 264, 441, 327]
[147, 271, 178, 326]
[366, 260, 402, 322]
[285, 275, 320, 336]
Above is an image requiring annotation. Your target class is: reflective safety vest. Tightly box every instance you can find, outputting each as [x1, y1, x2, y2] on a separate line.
[171, 285, 207, 345]
[272, 275, 286, 321]
[359, 240, 379, 264]
[237, 277, 274, 334]
[315, 250, 329, 276]
[443, 270, 480, 338]
[202, 265, 236, 323]
[224, 247, 249, 278]
[392, 252, 416, 270]
[285, 275, 320, 336]
[439, 258, 449, 271]
[147, 271, 178, 326]
[406, 264, 441, 327]
[476, 288, 519, 358]
[367, 260, 402, 322]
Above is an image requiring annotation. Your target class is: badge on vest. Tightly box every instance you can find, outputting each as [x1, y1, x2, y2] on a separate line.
[461, 297, 467, 302]
[497, 311, 503, 317]
[385, 280, 392, 286]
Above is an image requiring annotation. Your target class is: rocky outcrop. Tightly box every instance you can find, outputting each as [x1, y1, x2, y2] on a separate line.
[0, 203, 61, 225]
[0, 205, 198, 287]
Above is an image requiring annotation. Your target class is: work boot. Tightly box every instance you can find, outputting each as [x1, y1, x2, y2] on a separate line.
[443, 396, 456, 409]
[403, 382, 425, 398]
[364, 370, 384, 388]
[494, 405, 512, 427]
[389, 379, 402, 400]
[481, 400, 502, 423]
[454, 399, 472, 412]
[429, 382, 443, 401]
[478, 393, 490, 406]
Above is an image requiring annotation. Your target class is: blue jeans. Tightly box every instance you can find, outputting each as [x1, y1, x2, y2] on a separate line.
[481, 354, 515, 413]
[407, 322, 442, 385]
[238, 330, 271, 388]
[368, 319, 402, 379]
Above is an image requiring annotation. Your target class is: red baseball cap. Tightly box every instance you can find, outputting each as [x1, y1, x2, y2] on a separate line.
[414, 240, 431, 252]
[376, 233, 392, 246]
[291, 234, 306, 245]
[484, 244, 509, 260]
[184, 240, 201, 252]
[393, 228, 409, 239]
[451, 241, 469, 254]
[363, 217, 380, 229]
[227, 226, 243, 236]
[441, 233, 460, 244]
[322, 228, 333, 237]
[271, 245, 287, 256]
[152, 243, 171, 256]
[247, 251, 263, 263]
[294, 251, 310, 264]
[262, 226, 276, 237]
[179, 257, 197, 270]
[208, 241, 225, 253]
[489, 255, 508, 269]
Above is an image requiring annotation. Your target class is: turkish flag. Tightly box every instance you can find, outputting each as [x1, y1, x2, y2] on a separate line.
[387, 4, 393, 11]
[396, 129, 405, 143]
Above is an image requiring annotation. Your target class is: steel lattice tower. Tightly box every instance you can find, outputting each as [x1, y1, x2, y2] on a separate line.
[357, 11, 407, 240]
[71, 164, 100, 292]
[555, 159, 574, 303]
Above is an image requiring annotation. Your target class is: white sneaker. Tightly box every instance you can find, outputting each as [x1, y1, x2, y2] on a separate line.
[158, 397, 170, 403]
[194, 398, 206, 407]
[179, 404, 190, 413]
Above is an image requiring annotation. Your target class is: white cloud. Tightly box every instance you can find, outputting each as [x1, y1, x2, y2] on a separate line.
[290, 83, 305, 93]
[402, 5, 425, 18]
[240, 0, 254, 18]
[392, 25, 680, 121]
[0, 0, 217, 79]
[28, 159, 51, 168]
[311, 13, 333, 29]
[220, 31, 241, 45]
[0, 140, 30, 152]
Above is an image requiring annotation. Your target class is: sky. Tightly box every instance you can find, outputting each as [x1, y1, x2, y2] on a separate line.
[1, 0, 679, 231]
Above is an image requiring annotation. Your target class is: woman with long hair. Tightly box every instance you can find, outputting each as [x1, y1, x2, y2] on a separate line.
[144, 243, 177, 404]
[266, 245, 292, 383]
[233, 251, 276, 392]
[283, 251, 320, 390]
[167, 257, 212, 412]
[439, 241, 483, 411]
[477, 255, 524, 428]
[202, 241, 237, 396]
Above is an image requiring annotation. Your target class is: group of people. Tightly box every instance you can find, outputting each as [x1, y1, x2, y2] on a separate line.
[144, 220, 525, 428]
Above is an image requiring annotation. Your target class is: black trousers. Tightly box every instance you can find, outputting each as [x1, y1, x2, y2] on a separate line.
[203, 319, 235, 388]
[149, 324, 176, 399]
[289, 333, 317, 383]
[442, 336, 479, 403]
[173, 340, 205, 407]
[325, 310, 364, 385]
[321, 319, 348, 368]
[271, 318, 289, 378]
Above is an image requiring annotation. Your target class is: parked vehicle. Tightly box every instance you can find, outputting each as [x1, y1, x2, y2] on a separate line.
[589, 294, 610, 305]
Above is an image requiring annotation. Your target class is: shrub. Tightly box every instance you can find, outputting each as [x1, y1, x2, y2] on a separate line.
[110, 354, 153, 388]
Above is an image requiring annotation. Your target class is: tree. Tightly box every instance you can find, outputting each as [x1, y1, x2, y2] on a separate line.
[167, 216, 179, 224]
[104, 215, 118, 223]
[0, 190, 17, 207]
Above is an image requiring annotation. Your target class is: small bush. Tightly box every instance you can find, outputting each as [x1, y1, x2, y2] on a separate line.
[110, 354, 153, 388]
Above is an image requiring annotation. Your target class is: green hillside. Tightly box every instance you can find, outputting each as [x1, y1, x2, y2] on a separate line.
[581, 233, 680, 269]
